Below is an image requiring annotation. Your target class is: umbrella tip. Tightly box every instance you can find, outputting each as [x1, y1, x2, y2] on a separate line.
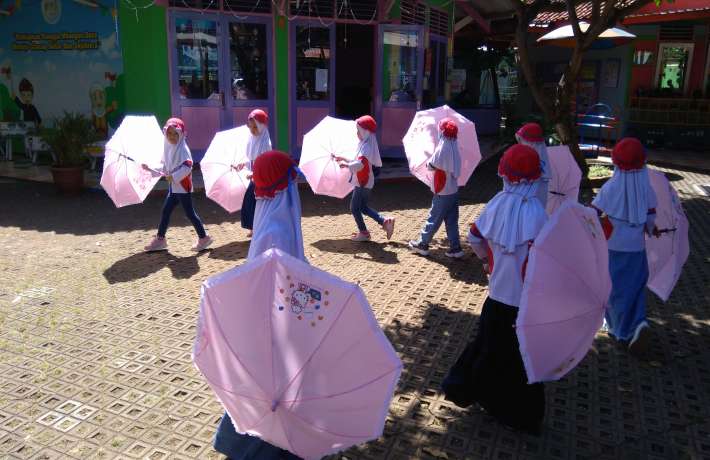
[271, 400, 279, 412]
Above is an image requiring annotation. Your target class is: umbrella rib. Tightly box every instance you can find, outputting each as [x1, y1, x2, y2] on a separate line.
[280, 366, 401, 403]
[517, 305, 606, 328]
[275, 286, 359, 404]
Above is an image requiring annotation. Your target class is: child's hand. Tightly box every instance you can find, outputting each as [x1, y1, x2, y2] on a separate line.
[166, 175, 173, 184]
[141, 163, 150, 171]
[236, 163, 245, 172]
[652, 226, 661, 238]
[246, 174, 253, 180]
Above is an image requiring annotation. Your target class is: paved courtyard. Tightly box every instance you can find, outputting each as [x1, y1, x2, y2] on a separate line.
[1, 159, 710, 460]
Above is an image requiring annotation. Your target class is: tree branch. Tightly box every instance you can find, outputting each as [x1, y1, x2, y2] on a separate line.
[591, 0, 601, 23]
[567, 1, 583, 39]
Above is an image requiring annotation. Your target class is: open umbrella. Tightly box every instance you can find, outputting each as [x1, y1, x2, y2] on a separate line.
[299, 116, 359, 199]
[402, 105, 481, 189]
[201, 126, 251, 213]
[193, 248, 402, 460]
[646, 169, 689, 302]
[546, 145, 582, 215]
[517, 201, 611, 383]
[537, 21, 636, 50]
[101, 115, 164, 208]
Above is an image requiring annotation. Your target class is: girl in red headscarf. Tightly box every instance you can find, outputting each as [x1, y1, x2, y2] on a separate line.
[334, 115, 395, 241]
[234, 109, 272, 238]
[592, 137, 658, 356]
[442, 144, 547, 435]
[143, 118, 212, 252]
[408, 118, 464, 258]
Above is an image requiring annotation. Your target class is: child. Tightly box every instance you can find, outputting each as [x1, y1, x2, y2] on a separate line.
[515, 123, 550, 208]
[442, 144, 548, 435]
[408, 118, 463, 258]
[235, 109, 272, 238]
[592, 137, 658, 356]
[143, 118, 212, 252]
[10, 74, 42, 126]
[213, 150, 303, 460]
[335, 115, 394, 242]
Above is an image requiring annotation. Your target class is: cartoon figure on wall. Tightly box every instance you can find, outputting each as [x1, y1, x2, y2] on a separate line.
[41, 0, 61, 24]
[0, 66, 20, 121]
[89, 81, 117, 138]
[2, 67, 42, 126]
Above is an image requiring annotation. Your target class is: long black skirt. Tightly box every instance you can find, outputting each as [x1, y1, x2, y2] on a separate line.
[442, 297, 545, 434]
[241, 180, 256, 230]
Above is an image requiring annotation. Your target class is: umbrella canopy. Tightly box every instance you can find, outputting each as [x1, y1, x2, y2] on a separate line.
[546, 145, 582, 215]
[100, 115, 164, 208]
[646, 169, 689, 302]
[299, 116, 359, 199]
[517, 201, 611, 383]
[201, 126, 252, 213]
[193, 248, 402, 460]
[402, 105, 481, 189]
[537, 21, 636, 50]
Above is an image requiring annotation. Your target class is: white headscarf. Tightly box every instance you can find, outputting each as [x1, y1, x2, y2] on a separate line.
[247, 180, 305, 262]
[517, 136, 551, 180]
[429, 134, 461, 179]
[163, 129, 192, 175]
[592, 166, 657, 225]
[475, 179, 548, 253]
[245, 121, 272, 163]
[356, 125, 382, 167]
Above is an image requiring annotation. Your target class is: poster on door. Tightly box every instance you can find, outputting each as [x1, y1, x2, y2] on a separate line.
[0, 0, 124, 139]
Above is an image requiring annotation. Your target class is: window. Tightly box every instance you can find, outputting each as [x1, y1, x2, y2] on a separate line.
[229, 22, 268, 101]
[655, 43, 694, 93]
[295, 26, 331, 101]
[633, 50, 653, 66]
[175, 18, 220, 100]
[383, 30, 418, 103]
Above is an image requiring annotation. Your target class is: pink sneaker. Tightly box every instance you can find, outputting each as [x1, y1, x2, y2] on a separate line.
[192, 235, 213, 252]
[382, 218, 395, 240]
[351, 231, 371, 242]
[144, 236, 167, 252]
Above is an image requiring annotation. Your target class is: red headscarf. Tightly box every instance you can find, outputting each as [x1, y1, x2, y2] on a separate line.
[498, 144, 541, 183]
[356, 115, 377, 133]
[612, 137, 646, 171]
[164, 117, 186, 135]
[248, 109, 269, 125]
[516, 123, 544, 143]
[439, 118, 458, 139]
[253, 150, 298, 199]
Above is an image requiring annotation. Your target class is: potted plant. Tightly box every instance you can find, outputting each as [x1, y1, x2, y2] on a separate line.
[41, 112, 97, 195]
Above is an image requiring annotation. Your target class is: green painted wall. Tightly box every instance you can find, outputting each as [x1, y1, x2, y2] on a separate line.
[118, 5, 171, 123]
[274, 15, 289, 152]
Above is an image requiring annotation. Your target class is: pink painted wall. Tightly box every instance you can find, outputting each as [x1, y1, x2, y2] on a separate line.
[381, 107, 416, 147]
[233, 106, 268, 127]
[181, 107, 220, 151]
[296, 107, 329, 147]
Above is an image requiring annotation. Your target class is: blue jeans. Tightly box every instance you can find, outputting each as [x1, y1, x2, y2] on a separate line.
[241, 180, 256, 230]
[417, 192, 461, 252]
[157, 191, 207, 238]
[350, 187, 384, 232]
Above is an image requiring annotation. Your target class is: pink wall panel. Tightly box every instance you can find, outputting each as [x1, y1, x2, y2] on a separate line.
[296, 107, 329, 147]
[382, 107, 416, 147]
[180, 107, 220, 151]
[233, 106, 268, 127]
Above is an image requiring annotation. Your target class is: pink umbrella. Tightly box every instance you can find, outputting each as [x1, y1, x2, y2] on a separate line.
[101, 115, 164, 208]
[517, 201, 611, 383]
[299, 116, 359, 199]
[402, 105, 481, 188]
[646, 169, 689, 302]
[193, 248, 402, 460]
[201, 126, 252, 213]
[546, 146, 582, 215]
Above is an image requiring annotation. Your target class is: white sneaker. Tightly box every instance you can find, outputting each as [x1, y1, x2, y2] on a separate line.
[192, 235, 213, 252]
[351, 231, 371, 242]
[408, 240, 429, 256]
[628, 322, 651, 356]
[383, 218, 395, 240]
[144, 236, 167, 252]
[445, 250, 465, 259]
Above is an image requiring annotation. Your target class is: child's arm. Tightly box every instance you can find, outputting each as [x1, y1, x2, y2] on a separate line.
[340, 158, 363, 172]
[467, 223, 489, 261]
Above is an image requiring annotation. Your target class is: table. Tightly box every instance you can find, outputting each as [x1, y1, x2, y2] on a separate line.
[0, 122, 32, 161]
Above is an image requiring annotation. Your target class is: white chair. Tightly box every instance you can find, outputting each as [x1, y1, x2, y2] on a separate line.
[25, 135, 55, 164]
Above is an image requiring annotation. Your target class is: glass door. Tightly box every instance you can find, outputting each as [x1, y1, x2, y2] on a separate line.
[224, 18, 274, 138]
[291, 22, 335, 156]
[375, 24, 424, 156]
[170, 13, 225, 153]
[654, 43, 694, 94]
